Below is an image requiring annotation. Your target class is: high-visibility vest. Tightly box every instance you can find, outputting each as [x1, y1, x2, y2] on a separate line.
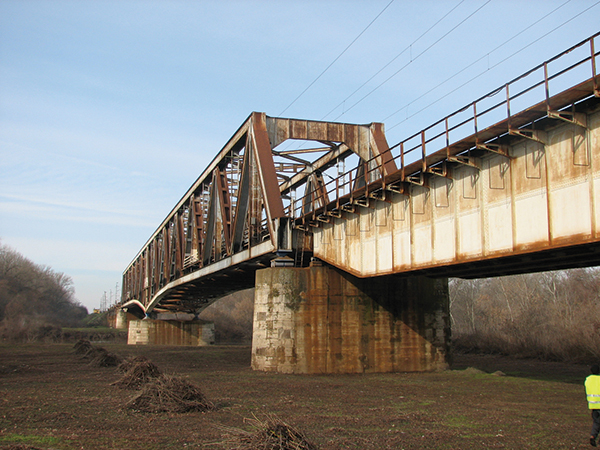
[585, 375, 600, 409]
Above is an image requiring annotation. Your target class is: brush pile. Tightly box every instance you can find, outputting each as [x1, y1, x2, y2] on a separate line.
[117, 355, 151, 373]
[126, 374, 214, 413]
[92, 351, 122, 367]
[112, 357, 161, 390]
[87, 347, 123, 367]
[73, 339, 122, 367]
[73, 339, 93, 355]
[220, 414, 318, 450]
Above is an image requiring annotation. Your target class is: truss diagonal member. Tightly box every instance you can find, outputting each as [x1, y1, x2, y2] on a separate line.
[162, 226, 171, 282]
[276, 146, 334, 155]
[251, 113, 286, 244]
[370, 122, 397, 177]
[202, 171, 220, 266]
[176, 212, 185, 276]
[231, 137, 252, 253]
[215, 167, 232, 254]
[271, 149, 311, 166]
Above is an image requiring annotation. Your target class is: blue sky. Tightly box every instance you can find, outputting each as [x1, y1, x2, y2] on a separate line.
[1, 0, 599, 311]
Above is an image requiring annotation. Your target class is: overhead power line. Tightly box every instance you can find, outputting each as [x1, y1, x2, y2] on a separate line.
[333, 0, 492, 121]
[387, 0, 600, 132]
[383, 0, 572, 123]
[278, 0, 395, 117]
[320, 0, 465, 121]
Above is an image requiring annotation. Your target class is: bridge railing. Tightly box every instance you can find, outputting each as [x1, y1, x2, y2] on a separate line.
[292, 32, 600, 225]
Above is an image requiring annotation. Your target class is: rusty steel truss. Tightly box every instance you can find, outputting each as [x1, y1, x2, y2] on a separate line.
[121, 111, 392, 316]
[122, 32, 600, 317]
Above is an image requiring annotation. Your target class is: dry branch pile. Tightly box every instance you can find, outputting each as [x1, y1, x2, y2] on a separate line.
[117, 355, 151, 373]
[73, 339, 93, 355]
[220, 414, 318, 450]
[88, 349, 122, 367]
[82, 345, 104, 359]
[112, 358, 161, 390]
[78, 345, 122, 367]
[126, 374, 214, 413]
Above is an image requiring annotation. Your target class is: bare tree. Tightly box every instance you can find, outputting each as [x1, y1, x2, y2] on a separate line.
[0, 241, 88, 340]
[450, 267, 600, 362]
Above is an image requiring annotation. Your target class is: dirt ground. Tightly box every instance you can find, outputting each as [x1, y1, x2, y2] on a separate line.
[0, 342, 595, 449]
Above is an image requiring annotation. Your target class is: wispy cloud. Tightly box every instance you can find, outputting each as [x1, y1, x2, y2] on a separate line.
[0, 196, 157, 228]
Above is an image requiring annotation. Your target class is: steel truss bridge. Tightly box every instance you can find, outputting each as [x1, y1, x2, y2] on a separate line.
[122, 32, 600, 318]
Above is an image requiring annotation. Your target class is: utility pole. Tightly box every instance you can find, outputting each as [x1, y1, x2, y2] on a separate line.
[100, 291, 107, 312]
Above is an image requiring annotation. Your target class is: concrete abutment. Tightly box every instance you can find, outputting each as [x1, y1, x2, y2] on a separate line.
[251, 264, 450, 374]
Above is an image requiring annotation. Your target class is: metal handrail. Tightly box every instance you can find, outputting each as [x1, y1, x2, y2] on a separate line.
[292, 32, 600, 222]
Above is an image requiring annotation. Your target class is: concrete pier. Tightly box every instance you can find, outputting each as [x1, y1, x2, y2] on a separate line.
[113, 309, 128, 330]
[128, 319, 215, 346]
[251, 264, 450, 374]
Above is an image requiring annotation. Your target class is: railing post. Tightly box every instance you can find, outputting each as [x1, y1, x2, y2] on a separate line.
[400, 142, 405, 182]
[505, 83, 511, 129]
[544, 61, 551, 111]
[592, 37, 599, 97]
[421, 130, 427, 174]
[473, 102, 478, 139]
[445, 117, 450, 159]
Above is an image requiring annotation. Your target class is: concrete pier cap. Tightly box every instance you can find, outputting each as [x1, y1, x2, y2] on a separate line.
[251, 264, 450, 374]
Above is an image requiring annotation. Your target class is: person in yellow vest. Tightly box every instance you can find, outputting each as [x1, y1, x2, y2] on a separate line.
[585, 364, 600, 447]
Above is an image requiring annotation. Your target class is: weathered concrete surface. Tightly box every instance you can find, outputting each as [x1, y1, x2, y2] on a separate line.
[314, 108, 600, 277]
[251, 265, 449, 374]
[128, 319, 215, 346]
[113, 309, 128, 330]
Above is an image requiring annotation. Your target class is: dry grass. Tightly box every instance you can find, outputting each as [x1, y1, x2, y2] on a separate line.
[1, 343, 591, 450]
[1, 446, 46, 450]
[126, 374, 214, 413]
[219, 414, 318, 450]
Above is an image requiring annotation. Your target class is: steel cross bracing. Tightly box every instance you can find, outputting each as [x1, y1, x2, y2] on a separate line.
[121, 111, 393, 316]
[122, 32, 600, 317]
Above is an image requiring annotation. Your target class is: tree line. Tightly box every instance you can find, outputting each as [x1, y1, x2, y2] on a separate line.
[0, 241, 88, 340]
[450, 268, 600, 362]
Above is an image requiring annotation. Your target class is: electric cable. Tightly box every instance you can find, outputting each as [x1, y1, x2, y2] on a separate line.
[382, 0, 572, 123]
[332, 0, 492, 121]
[278, 0, 396, 117]
[387, 0, 600, 132]
[320, 0, 465, 121]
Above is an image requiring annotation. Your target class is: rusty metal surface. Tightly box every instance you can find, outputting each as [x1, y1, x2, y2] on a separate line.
[122, 112, 388, 315]
[123, 33, 600, 316]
